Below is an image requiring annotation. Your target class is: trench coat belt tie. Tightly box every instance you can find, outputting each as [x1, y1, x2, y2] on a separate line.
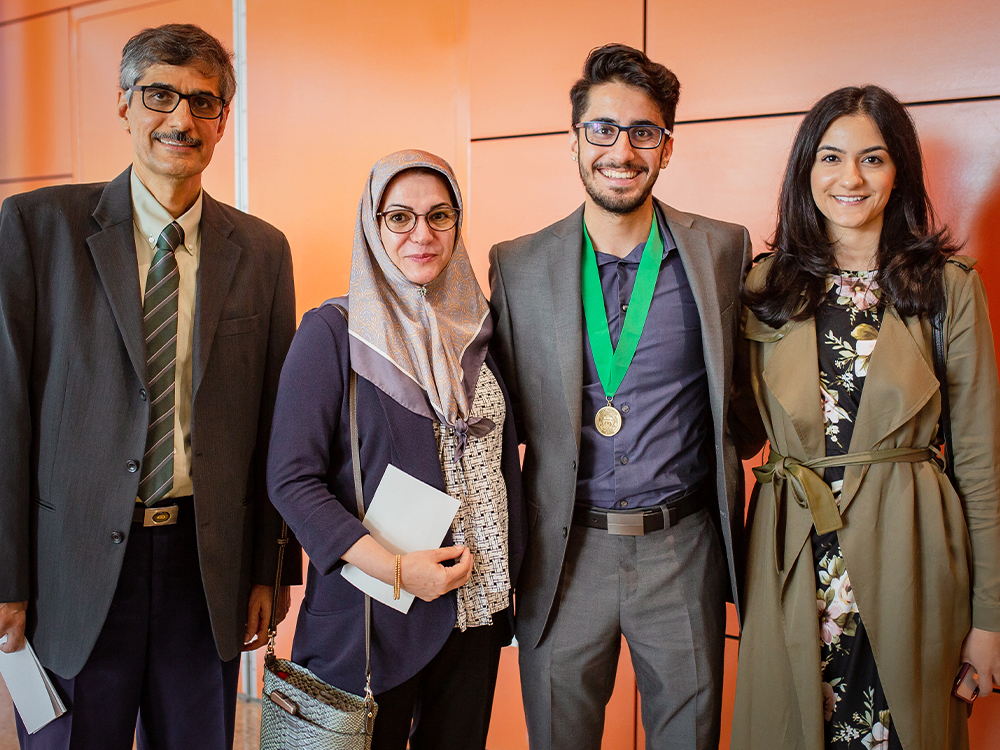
[752, 446, 936, 536]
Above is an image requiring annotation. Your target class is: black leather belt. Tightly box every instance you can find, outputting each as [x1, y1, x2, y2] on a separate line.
[573, 484, 709, 536]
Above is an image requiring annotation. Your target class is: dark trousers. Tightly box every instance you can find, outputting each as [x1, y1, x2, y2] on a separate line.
[371, 615, 507, 750]
[17, 500, 240, 750]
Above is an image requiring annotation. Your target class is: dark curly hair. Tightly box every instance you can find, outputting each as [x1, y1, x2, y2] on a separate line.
[743, 85, 957, 327]
[570, 43, 681, 130]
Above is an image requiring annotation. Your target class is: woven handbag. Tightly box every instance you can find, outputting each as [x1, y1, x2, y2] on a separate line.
[260, 371, 378, 749]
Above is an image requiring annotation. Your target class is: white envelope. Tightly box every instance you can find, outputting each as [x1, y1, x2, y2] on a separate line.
[0, 635, 67, 734]
[342, 464, 460, 613]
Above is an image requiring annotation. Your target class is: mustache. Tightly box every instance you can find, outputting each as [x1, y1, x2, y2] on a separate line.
[152, 130, 202, 147]
[594, 162, 649, 172]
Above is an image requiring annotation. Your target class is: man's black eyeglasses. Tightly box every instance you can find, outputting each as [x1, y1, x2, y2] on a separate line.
[128, 85, 226, 120]
[575, 121, 671, 149]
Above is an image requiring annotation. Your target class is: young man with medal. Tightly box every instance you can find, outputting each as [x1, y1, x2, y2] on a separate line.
[488, 43, 765, 749]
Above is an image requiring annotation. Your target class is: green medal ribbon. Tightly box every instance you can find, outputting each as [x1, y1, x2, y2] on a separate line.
[581, 217, 663, 402]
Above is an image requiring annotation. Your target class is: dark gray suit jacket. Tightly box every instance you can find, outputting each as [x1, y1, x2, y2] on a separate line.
[0, 167, 300, 678]
[488, 200, 765, 650]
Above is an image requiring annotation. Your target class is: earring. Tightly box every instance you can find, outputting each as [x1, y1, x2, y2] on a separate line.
[572, 155, 577, 162]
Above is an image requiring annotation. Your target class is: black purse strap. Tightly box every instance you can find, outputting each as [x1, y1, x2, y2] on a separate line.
[931, 310, 956, 486]
[266, 371, 374, 707]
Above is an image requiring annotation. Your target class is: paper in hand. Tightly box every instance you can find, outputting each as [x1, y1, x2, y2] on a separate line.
[342, 464, 460, 613]
[0, 635, 67, 734]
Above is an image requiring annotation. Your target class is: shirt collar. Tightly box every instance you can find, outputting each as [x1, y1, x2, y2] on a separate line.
[130, 168, 202, 255]
[593, 206, 677, 266]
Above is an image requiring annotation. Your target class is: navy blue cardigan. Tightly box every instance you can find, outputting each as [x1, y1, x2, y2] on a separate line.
[267, 303, 526, 695]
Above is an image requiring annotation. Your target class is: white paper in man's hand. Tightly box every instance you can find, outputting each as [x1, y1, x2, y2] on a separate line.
[342, 464, 460, 613]
[0, 634, 66, 733]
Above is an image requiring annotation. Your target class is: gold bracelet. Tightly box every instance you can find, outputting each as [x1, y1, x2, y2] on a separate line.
[393, 554, 402, 600]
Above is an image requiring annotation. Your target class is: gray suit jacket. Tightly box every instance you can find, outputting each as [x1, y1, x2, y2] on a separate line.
[0, 167, 299, 677]
[488, 200, 764, 650]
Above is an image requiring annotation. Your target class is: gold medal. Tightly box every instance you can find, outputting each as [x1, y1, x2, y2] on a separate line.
[595, 403, 622, 437]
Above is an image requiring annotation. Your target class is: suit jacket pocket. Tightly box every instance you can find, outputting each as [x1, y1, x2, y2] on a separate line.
[215, 313, 259, 337]
[32, 496, 56, 512]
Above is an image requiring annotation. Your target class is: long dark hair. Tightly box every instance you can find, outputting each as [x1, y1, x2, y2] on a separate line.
[743, 85, 957, 327]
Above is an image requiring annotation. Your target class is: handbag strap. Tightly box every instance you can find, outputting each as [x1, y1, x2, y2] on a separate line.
[349, 370, 374, 703]
[265, 522, 289, 657]
[931, 310, 956, 486]
[264, 371, 374, 710]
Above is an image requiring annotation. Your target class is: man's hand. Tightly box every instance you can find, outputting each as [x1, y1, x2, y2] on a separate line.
[0, 601, 28, 653]
[243, 585, 291, 652]
[960, 627, 1000, 697]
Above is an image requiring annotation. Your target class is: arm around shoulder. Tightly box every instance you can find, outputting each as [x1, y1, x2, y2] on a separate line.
[0, 197, 36, 605]
[730, 230, 767, 458]
[252, 235, 301, 587]
[488, 244, 525, 442]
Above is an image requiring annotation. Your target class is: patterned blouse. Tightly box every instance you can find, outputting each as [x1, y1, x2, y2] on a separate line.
[814, 270, 901, 750]
[434, 364, 510, 630]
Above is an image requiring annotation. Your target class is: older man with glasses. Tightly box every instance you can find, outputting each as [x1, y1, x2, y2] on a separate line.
[488, 43, 765, 749]
[0, 23, 299, 750]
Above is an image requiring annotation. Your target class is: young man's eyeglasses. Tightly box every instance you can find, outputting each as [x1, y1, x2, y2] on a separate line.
[128, 85, 226, 120]
[575, 121, 671, 149]
[377, 208, 460, 234]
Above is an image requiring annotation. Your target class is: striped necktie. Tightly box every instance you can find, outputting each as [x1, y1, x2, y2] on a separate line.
[138, 221, 183, 506]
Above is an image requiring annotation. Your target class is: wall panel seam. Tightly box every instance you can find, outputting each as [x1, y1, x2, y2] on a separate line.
[0, 174, 74, 185]
[471, 92, 1000, 143]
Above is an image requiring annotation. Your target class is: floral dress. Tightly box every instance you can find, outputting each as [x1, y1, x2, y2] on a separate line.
[813, 271, 903, 750]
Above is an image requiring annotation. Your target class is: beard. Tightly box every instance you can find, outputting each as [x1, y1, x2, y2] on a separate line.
[579, 160, 657, 215]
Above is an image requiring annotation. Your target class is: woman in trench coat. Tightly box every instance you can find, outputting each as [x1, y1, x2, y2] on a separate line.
[732, 85, 1000, 749]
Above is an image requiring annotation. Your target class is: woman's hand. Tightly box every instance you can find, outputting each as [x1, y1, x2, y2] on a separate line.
[401, 546, 473, 602]
[342, 535, 473, 603]
[959, 627, 1000, 696]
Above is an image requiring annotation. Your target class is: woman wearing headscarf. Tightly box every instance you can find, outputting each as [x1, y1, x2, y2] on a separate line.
[268, 150, 526, 750]
[731, 86, 1000, 749]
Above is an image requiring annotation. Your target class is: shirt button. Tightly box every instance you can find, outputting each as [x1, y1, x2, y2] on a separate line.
[126, 460, 139, 473]
[619, 500, 628, 508]
[621, 404, 630, 413]
[139, 389, 147, 401]
[562, 527, 568, 539]
[620, 455, 629, 465]
[621, 304, 628, 312]
[110, 531, 125, 544]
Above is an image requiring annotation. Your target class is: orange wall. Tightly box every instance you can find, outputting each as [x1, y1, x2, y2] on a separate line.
[1, 1, 999, 748]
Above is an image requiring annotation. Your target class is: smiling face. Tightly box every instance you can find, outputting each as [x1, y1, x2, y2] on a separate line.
[810, 114, 896, 252]
[570, 81, 673, 216]
[378, 170, 457, 286]
[118, 63, 229, 199]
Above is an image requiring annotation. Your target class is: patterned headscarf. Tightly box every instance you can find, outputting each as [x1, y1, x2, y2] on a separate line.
[347, 150, 493, 454]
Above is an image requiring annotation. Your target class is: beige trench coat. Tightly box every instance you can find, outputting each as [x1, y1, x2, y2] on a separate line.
[731, 257, 1000, 749]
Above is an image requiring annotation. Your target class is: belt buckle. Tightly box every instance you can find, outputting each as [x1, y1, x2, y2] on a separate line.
[606, 512, 646, 536]
[143, 505, 179, 527]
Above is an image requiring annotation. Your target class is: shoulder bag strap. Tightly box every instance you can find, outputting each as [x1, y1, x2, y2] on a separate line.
[265, 522, 289, 658]
[931, 310, 957, 486]
[349, 370, 374, 704]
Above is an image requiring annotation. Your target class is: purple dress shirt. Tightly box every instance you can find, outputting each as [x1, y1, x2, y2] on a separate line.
[576, 211, 712, 509]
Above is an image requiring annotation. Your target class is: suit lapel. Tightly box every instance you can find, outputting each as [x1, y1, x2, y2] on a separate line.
[658, 202, 726, 417]
[545, 207, 585, 442]
[88, 168, 146, 382]
[839, 307, 938, 513]
[193, 194, 241, 398]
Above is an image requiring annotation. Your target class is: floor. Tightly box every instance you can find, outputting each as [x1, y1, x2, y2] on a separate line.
[0, 676, 263, 750]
